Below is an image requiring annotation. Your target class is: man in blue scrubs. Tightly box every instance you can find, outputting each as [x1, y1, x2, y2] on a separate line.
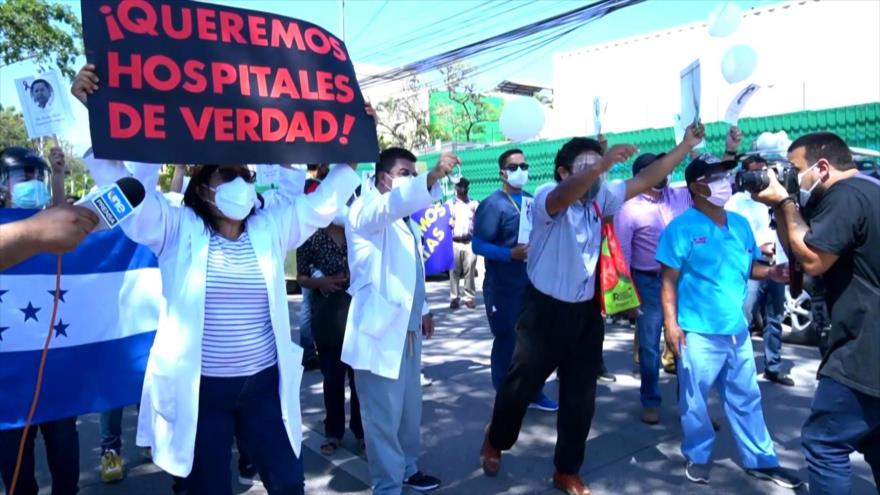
[472, 149, 558, 412]
[657, 157, 801, 488]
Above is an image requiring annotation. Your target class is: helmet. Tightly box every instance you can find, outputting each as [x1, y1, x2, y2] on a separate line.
[1, 146, 49, 184]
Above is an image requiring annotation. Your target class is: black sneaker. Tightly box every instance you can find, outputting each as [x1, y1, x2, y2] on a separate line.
[597, 370, 616, 383]
[685, 461, 711, 484]
[763, 371, 795, 387]
[303, 355, 321, 371]
[746, 466, 803, 489]
[403, 471, 441, 492]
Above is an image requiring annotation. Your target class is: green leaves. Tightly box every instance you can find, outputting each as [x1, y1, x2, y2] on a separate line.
[0, 0, 82, 78]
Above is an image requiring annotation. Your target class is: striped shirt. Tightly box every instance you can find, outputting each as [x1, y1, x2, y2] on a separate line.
[202, 231, 277, 377]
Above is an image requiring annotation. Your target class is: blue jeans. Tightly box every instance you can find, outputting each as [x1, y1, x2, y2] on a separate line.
[100, 408, 123, 453]
[802, 377, 880, 494]
[633, 271, 663, 408]
[299, 288, 316, 360]
[744, 280, 786, 374]
[678, 332, 778, 468]
[484, 284, 548, 402]
[187, 365, 304, 495]
[0, 417, 79, 495]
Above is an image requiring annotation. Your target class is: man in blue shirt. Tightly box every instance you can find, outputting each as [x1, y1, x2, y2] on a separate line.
[657, 157, 801, 489]
[472, 149, 557, 412]
[480, 124, 703, 495]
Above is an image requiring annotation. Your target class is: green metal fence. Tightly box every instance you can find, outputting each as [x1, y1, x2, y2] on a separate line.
[417, 103, 880, 201]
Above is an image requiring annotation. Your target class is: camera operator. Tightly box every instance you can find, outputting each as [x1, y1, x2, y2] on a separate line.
[727, 154, 793, 387]
[753, 132, 880, 494]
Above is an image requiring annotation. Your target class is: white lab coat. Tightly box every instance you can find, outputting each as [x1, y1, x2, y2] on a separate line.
[84, 155, 359, 477]
[342, 173, 440, 379]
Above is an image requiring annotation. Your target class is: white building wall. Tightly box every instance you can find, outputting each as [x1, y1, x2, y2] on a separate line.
[549, 0, 880, 138]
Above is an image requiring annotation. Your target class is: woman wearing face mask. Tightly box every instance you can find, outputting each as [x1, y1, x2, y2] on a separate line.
[296, 198, 364, 456]
[83, 154, 360, 495]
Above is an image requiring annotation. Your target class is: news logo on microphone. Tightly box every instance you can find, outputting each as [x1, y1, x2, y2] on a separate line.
[90, 185, 134, 228]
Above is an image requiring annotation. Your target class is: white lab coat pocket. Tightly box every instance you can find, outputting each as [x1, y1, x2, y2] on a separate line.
[149, 372, 177, 423]
[355, 286, 407, 339]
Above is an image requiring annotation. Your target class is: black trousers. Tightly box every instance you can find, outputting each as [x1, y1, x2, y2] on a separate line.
[488, 284, 604, 474]
[0, 417, 79, 495]
[318, 345, 364, 441]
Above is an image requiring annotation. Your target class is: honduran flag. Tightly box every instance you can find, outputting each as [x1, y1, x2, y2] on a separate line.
[0, 208, 160, 429]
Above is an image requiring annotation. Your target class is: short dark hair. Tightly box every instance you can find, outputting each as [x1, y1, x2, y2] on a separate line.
[741, 154, 767, 170]
[30, 79, 52, 92]
[554, 138, 603, 182]
[376, 147, 417, 174]
[183, 165, 256, 232]
[455, 177, 470, 188]
[788, 132, 855, 171]
[498, 148, 524, 168]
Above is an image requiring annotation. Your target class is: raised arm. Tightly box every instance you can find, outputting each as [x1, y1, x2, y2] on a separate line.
[625, 124, 704, 201]
[348, 172, 441, 235]
[49, 147, 66, 206]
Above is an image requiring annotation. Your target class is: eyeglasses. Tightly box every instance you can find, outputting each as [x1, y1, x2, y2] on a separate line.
[503, 163, 529, 172]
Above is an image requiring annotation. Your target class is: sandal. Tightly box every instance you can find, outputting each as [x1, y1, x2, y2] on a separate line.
[320, 438, 341, 456]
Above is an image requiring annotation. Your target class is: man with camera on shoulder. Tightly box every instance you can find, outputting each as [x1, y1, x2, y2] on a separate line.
[753, 132, 880, 494]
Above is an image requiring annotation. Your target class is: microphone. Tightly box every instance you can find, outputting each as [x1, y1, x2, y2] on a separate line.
[75, 177, 146, 230]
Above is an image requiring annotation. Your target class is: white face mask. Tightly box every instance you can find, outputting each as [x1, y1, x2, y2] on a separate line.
[702, 177, 733, 207]
[391, 175, 413, 190]
[797, 161, 820, 208]
[210, 177, 256, 221]
[506, 168, 528, 189]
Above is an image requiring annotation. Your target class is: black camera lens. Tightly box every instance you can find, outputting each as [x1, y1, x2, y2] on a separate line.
[735, 170, 770, 193]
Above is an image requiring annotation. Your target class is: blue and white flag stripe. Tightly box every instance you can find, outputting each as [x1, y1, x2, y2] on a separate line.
[0, 208, 160, 429]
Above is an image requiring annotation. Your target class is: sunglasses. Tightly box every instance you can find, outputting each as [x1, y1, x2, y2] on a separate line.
[503, 163, 529, 172]
[216, 167, 255, 183]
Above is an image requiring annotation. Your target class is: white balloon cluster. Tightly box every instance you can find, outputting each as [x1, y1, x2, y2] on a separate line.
[707, 2, 758, 84]
[499, 97, 546, 142]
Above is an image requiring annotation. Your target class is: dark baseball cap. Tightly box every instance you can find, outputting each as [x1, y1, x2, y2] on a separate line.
[631, 152, 667, 176]
[685, 156, 738, 185]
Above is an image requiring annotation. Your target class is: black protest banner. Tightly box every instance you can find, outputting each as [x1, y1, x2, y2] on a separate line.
[81, 0, 379, 165]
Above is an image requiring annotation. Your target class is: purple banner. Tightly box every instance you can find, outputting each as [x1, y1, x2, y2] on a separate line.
[412, 203, 454, 276]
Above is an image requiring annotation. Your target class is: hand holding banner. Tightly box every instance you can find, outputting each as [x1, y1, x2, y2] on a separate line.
[81, 0, 378, 165]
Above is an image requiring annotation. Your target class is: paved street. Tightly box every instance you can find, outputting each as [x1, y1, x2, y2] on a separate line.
[21, 280, 876, 494]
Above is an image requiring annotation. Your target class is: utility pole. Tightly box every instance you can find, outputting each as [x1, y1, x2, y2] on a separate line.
[340, 0, 346, 41]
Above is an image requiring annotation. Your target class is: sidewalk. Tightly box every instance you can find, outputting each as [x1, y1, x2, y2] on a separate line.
[22, 281, 876, 494]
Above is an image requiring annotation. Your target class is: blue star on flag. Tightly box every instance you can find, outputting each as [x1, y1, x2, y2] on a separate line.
[47, 289, 68, 302]
[20, 302, 41, 322]
[0, 289, 7, 302]
[53, 319, 70, 338]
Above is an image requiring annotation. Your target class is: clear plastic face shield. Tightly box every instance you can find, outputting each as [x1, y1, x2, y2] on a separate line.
[3, 165, 51, 209]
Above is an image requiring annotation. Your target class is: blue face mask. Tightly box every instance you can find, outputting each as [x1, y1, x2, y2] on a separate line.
[12, 180, 50, 208]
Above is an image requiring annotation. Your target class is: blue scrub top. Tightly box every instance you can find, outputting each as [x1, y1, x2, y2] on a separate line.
[656, 208, 759, 335]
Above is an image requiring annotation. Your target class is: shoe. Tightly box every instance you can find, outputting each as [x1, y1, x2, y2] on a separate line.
[479, 427, 501, 477]
[763, 371, 795, 387]
[685, 461, 711, 484]
[320, 437, 341, 456]
[450, 299, 460, 309]
[100, 449, 124, 483]
[640, 407, 659, 425]
[142, 447, 152, 462]
[663, 364, 677, 375]
[403, 471, 441, 492]
[421, 373, 433, 387]
[465, 299, 476, 309]
[303, 354, 320, 371]
[528, 395, 559, 412]
[745, 466, 803, 489]
[552, 471, 592, 495]
[597, 370, 616, 383]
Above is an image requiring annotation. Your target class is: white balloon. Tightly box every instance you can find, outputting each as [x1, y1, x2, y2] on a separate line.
[499, 97, 545, 142]
[707, 2, 742, 38]
[721, 45, 758, 84]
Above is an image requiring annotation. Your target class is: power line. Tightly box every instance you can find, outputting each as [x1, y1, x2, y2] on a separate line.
[349, 0, 390, 46]
[359, 0, 645, 89]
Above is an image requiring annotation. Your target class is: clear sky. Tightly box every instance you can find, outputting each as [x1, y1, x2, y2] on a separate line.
[0, 0, 778, 151]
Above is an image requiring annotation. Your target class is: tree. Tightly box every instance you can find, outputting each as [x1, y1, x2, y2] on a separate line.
[0, 0, 82, 78]
[375, 77, 441, 151]
[0, 105, 30, 149]
[436, 64, 501, 143]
